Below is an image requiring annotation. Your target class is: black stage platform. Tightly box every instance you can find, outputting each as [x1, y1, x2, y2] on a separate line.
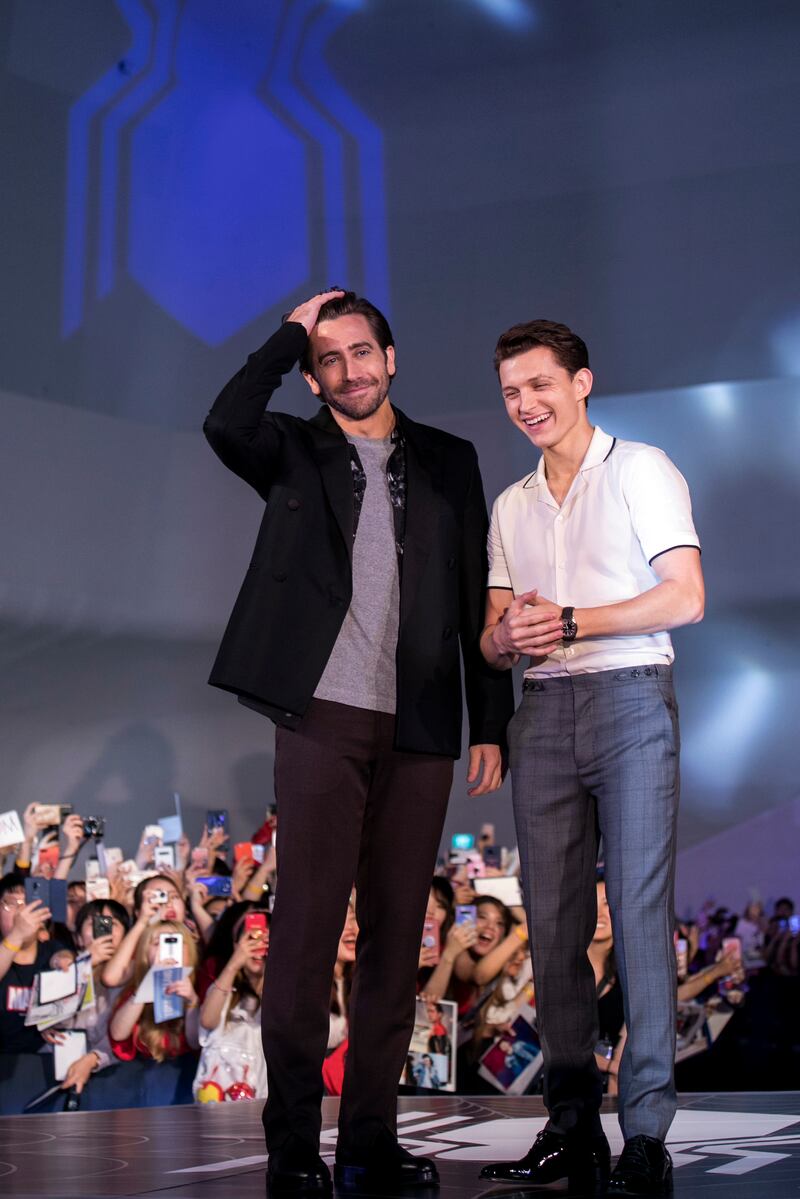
[2, 1094, 800, 1198]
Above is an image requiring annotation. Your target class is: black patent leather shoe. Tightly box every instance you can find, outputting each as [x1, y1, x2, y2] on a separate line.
[479, 1128, 610, 1194]
[335, 1127, 439, 1191]
[267, 1137, 332, 1195]
[608, 1135, 672, 1195]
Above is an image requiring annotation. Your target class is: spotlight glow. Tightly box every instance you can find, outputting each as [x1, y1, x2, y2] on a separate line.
[469, 0, 535, 31]
[683, 665, 774, 799]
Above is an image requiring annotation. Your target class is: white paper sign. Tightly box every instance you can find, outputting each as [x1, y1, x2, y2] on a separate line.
[0, 809, 24, 847]
[54, 1030, 89, 1081]
[38, 963, 78, 1005]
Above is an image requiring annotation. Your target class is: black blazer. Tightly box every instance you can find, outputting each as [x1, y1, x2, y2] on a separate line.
[203, 322, 513, 758]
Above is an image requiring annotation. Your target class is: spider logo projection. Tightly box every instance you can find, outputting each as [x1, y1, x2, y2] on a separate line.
[62, 0, 389, 345]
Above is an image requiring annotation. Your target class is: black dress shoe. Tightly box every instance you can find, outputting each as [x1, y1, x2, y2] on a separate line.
[480, 1128, 610, 1194]
[608, 1136, 672, 1195]
[335, 1127, 439, 1191]
[267, 1137, 332, 1195]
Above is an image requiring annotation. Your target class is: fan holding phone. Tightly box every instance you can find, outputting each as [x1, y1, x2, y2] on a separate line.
[194, 909, 270, 1102]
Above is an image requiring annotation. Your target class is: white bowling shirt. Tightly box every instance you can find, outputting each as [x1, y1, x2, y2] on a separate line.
[487, 426, 700, 678]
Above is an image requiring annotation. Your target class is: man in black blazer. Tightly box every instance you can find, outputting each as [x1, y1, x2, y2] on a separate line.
[204, 289, 513, 1195]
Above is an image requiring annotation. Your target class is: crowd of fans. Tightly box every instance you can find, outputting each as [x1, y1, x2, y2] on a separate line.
[0, 802, 797, 1113]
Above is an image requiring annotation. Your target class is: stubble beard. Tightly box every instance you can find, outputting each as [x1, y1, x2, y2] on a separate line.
[322, 375, 390, 423]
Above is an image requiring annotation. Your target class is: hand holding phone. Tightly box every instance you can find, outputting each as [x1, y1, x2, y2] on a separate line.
[158, 931, 183, 965]
[455, 904, 477, 926]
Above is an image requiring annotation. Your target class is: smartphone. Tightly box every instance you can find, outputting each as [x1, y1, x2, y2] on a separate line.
[143, 824, 164, 845]
[455, 904, 477, 926]
[24, 877, 68, 924]
[675, 937, 689, 979]
[205, 809, 229, 835]
[37, 845, 60, 870]
[451, 832, 475, 852]
[149, 888, 169, 905]
[482, 844, 502, 870]
[92, 914, 114, 939]
[789, 915, 800, 936]
[245, 911, 268, 954]
[154, 844, 176, 869]
[191, 846, 209, 870]
[158, 932, 182, 964]
[34, 804, 72, 828]
[234, 842, 255, 863]
[251, 843, 265, 864]
[421, 916, 441, 963]
[196, 875, 232, 898]
[722, 936, 742, 962]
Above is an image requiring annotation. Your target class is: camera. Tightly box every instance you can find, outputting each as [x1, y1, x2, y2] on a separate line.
[82, 815, 106, 840]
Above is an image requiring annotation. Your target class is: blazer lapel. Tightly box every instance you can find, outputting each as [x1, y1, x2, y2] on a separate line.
[306, 407, 354, 556]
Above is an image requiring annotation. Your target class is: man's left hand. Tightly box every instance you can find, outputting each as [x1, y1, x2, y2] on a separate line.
[466, 745, 504, 796]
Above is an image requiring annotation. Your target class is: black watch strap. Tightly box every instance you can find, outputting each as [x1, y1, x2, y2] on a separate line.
[561, 606, 578, 642]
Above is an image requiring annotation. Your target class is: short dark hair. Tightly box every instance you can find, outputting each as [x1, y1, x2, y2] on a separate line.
[74, 898, 131, 934]
[494, 319, 589, 379]
[0, 872, 25, 902]
[299, 291, 394, 375]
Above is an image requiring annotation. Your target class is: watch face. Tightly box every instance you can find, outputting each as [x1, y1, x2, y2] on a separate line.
[562, 619, 578, 642]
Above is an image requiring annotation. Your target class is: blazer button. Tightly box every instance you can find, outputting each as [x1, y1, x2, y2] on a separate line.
[287, 498, 301, 510]
[447, 556, 456, 569]
[273, 571, 288, 582]
[442, 626, 453, 639]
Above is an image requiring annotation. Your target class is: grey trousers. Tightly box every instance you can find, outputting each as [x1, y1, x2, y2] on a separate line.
[508, 664, 680, 1142]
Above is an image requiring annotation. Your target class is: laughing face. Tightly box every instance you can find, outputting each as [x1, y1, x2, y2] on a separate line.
[474, 901, 507, 957]
[337, 902, 359, 964]
[498, 345, 592, 452]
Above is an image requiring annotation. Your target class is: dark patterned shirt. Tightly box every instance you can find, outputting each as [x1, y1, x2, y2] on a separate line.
[349, 424, 406, 561]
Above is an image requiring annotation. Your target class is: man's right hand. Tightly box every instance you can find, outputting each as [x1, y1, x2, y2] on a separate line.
[285, 289, 345, 335]
[492, 589, 562, 658]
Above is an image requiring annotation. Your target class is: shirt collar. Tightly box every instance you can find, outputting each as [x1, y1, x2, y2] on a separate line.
[524, 425, 615, 489]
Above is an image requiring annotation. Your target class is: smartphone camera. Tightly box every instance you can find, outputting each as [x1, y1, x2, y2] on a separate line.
[92, 914, 114, 939]
[151, 888, 169, 905]
[82, 815, 106, 840]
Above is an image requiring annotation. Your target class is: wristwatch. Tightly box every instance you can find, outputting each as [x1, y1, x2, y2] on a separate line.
[560, 606, 578, 642]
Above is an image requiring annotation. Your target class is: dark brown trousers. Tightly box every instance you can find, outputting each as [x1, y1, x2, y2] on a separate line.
[261, 698, 453, 1152]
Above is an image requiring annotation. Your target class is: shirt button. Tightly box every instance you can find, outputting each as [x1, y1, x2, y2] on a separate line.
[273, 571, 288, 582]
[447, 556, 456, 569]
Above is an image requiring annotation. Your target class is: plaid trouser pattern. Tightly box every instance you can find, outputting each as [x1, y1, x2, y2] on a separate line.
[509, 664, 680, 1141]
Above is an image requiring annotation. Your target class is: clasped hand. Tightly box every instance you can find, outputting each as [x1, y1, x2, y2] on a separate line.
[492, 590, 564, 658]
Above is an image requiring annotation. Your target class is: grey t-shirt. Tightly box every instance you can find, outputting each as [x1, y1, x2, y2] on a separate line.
[314, 433, 400, 713]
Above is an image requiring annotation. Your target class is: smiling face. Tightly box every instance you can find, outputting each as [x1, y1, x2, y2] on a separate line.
[474, 901, 507, 957]
[499, 345, 592, 453]
[303, 313, 396, 424]
[593, 882, 612, 945]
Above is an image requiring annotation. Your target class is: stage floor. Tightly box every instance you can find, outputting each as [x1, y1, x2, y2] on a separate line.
[1, 1093, 799, 1198]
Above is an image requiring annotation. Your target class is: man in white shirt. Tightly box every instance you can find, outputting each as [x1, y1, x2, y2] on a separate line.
[478, 319, 704, 1197]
